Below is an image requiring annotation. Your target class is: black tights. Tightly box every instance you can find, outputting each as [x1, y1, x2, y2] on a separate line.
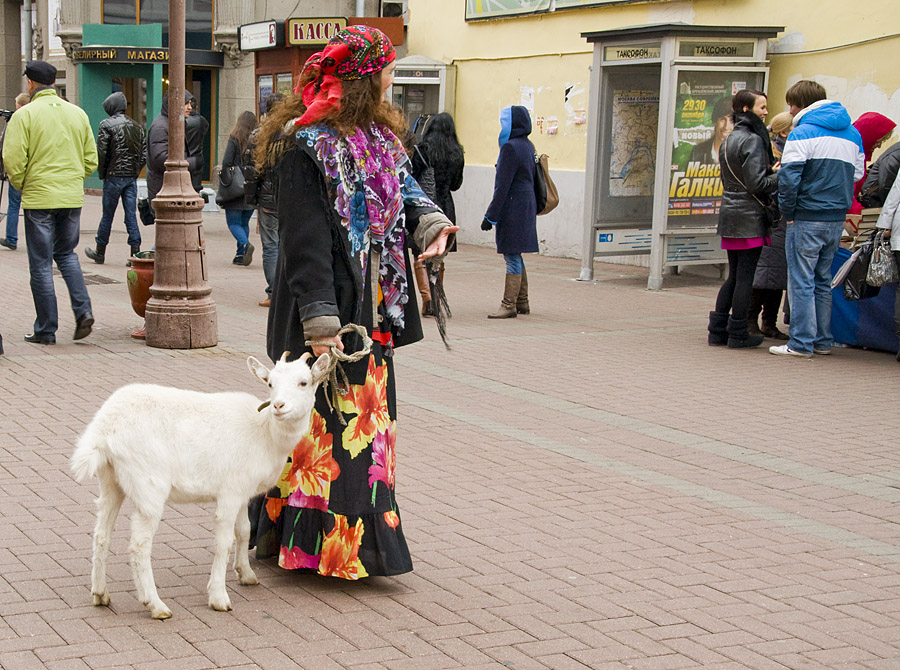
[715, 247, 762, 319]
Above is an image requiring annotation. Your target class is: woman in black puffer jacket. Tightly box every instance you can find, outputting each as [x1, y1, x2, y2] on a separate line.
[708, 89, 779, 348]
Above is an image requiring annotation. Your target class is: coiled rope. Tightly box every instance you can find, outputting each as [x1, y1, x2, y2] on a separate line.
[306, 323, 373, 425]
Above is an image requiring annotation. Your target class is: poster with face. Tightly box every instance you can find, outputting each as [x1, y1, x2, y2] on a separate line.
[667, 70, 763, 224]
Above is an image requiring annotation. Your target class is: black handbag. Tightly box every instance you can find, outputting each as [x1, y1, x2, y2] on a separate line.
[137, 198, 154, 226]
[215, 164, 245, 206]
[414, 146, 437, 201]
[843, 232, 881, 301]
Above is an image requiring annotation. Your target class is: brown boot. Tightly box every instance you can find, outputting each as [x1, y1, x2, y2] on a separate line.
[414, 259, 432, 315]
[516, 267, 530, 314]
[488, 273, 522, 319]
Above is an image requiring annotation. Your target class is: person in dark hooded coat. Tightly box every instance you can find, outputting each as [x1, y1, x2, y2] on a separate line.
[85, 92, 146, 264]
[146, 89, 196, 204]
[185, 98, 210, 192]
[481, 105, 538, 319]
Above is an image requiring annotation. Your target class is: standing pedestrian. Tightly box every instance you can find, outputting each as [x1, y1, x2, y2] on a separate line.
[708, 89, 779, 348]
[250, 94, 284, 306]
[1, 60, 98, 345]
[250, 25, 457, 579]
[481, 105, 538, 319]
[411, 112, 464, 316]
[0, 92, 32, 250]
[220, 111, 257, 266]
[85, 92, 146, 265]
[770, 80, 865, 358]
[185, 97, 209, 192]
[847, 112, 895, 218]
[146, 89, 194, 205]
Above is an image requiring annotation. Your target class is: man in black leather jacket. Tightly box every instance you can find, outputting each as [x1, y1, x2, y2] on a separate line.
[85, 92, 146, 264]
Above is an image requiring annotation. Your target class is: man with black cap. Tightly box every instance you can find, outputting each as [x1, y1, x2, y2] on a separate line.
[2, 60, 98, 345]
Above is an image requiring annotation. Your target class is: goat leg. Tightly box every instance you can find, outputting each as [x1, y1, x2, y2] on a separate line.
[92, 467, 124, 607]
[233, 501, 258, 586]
[208, 498, 241, 611]
[129, 508, 171, 619]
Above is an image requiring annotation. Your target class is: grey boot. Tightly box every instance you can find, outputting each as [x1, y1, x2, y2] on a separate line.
[488, 273, 522, 319]
[85, 243, 106, 264]
[708, 311, 729, 346]
[516, 267, 530, 314]
[727, 316, 764, 349]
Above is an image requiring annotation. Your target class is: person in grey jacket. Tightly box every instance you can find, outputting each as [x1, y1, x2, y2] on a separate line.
[708, 89, 779, 348]
[85, 92, 146, 264]
[875, 171, 900, 361]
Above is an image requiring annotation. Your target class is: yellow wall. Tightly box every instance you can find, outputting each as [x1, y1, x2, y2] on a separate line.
[409, 0, 900, 169]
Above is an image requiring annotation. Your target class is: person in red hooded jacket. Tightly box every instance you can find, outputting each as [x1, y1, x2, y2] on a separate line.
[847, 112, 895, 223]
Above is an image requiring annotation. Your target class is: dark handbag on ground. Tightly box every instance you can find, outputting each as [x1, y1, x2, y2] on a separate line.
[866, 230, 899, 287]
[533, 153, 559, 216]
[137, 197, 154, 226]
[843, 231, 881, 301]
[215, 164, 245, 206]
[414, 146, 437, 201]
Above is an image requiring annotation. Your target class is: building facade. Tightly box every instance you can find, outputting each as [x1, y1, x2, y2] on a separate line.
[406, 0, 900, 262]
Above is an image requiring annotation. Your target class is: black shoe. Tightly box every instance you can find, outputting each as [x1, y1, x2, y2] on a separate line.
[233, 255, 243, 265]
[0, 333, 4, 355]
[85, 243, 107, 264]
[74, 313, 94, 340]
[242, 243, 255, 266]
[24, 332, 55, 345]
[0, 238, 16, 250]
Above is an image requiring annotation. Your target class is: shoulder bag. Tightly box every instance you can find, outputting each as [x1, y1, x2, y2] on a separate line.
[533, 153, 559, 216]
[414, 146, 438, 201]
[215, 163, 245, 206]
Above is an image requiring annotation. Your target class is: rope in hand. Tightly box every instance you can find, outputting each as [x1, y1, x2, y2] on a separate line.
[306, 323, 373, 426]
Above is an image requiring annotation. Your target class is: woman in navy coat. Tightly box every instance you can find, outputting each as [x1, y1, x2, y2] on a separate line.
[481, 105, 539, 318]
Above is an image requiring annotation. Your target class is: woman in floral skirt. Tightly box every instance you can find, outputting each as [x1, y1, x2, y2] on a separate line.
[251, 26, 457, 578]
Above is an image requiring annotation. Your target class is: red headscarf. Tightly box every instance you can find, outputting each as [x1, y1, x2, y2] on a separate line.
[295, 26, 396, 126]
[854, 112, 896, 161]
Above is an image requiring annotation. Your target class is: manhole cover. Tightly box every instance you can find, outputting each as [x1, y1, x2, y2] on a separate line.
[53, 269, 121, 285]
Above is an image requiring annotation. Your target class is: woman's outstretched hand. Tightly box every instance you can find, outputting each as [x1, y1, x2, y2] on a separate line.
[418, 225, 460, 262]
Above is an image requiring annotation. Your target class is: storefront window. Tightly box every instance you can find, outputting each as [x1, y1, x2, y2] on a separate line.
[103, 0, 137, 25]
[104, 0, 213, 50]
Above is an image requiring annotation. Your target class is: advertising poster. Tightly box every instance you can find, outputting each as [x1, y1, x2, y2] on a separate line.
[257, 75, 273, 114]
[608, 90, 659, 197]
[466, 0, 551, 20]
[667, 70, 761, 225]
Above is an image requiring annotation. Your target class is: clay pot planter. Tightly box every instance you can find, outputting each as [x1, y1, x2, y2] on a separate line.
[126, 251, 154, 339]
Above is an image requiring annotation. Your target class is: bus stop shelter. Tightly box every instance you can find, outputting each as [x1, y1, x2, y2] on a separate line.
[578, 23, 782, 289]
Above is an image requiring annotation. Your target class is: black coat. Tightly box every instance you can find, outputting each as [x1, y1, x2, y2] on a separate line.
[146, 98, 198, 202]
[717, 114, 778, 239]
[753, 219, 787, 290]
[411, 143, 463, 224]
[267, 138, 437, 383]
[97, 92, 145, 180]
[220, 137, 254, 211]
[484, 106, 539, 255]
[185, 111, 209, 191]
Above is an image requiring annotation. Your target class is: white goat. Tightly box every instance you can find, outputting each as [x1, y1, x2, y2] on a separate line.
[70, 352, 329, 619]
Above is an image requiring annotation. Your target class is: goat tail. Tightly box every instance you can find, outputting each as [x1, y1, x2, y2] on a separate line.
[70, 426, 107, 483]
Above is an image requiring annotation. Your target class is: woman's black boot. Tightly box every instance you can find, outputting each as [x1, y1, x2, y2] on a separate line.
[707, 311, 729, 346]
[727, 316, 764, 348]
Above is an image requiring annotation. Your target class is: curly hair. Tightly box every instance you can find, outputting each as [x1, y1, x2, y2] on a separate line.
[255, 71, 407, 170]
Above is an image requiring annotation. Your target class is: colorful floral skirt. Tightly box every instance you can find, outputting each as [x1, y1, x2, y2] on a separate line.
[254, 354, 413, 579]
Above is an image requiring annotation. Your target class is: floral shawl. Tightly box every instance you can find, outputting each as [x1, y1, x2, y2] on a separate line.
[290, 121, 434, 332]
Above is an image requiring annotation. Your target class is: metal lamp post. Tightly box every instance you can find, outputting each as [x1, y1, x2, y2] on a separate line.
[144, 0, 218, 348]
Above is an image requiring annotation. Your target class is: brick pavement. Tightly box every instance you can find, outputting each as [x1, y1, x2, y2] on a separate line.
[2, 195, 900, 669]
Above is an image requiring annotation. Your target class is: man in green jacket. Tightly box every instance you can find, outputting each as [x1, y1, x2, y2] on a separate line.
[2, 60, 99, 345]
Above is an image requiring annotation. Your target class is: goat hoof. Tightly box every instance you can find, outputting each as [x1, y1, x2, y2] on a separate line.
[237, 569, 258, 586]
[209, 595, 232, 612]
[150, 605, 172, 620]
[92, 592, 110, 607]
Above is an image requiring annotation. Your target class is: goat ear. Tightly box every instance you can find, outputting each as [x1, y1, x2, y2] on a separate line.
[247, 356, 270, 383]
[310, 353, 330, 384]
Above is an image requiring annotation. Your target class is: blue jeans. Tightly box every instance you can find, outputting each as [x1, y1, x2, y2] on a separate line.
[503, 253, 524, 274]
[258, 208, 279, 295]
[24, 208, 92, 336]
[225, 208, 252, 253]
[785, 219, 843, 354]
[5, 183, 21, 245]
[97, 177, 141, 248]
